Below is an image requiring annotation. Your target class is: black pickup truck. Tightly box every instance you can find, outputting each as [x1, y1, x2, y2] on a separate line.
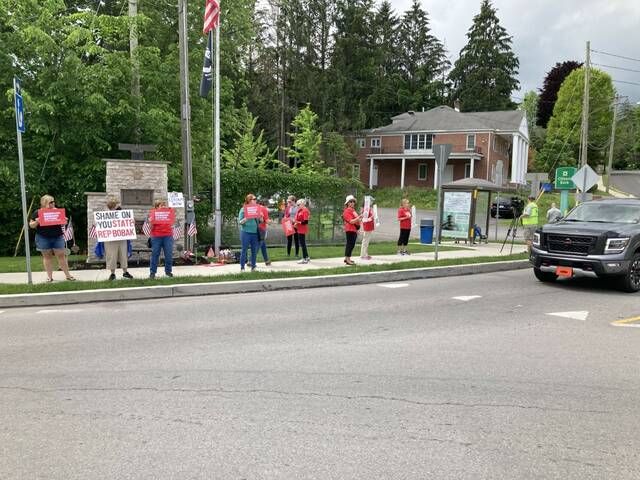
[529, 198, 640, 292]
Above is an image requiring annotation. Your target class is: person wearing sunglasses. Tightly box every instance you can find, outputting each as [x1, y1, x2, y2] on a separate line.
[28, 194, 75, 282]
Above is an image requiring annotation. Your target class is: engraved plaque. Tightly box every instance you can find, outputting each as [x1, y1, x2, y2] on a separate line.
[121, 189, 153, 206]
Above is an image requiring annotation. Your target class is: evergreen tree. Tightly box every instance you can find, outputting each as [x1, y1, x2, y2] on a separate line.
[448, 0, 519, 112]
[222, 107, 277, 170]
[536, 61, 582, 128]
[397, 0, 450, 112]
[365, 0, 402, 127]
[330, 0, 377, 131]
[287, 105, 325, 174]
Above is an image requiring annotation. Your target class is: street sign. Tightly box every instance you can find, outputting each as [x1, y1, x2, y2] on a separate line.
[14, 93, 25, 133]
[432, 143, 453, 262]
[571, 164, 599, 192]
[555, 167, 576, 190]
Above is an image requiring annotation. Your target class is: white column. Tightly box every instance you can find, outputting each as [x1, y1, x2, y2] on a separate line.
[521, 139, 528, 184]
[369, 158, 375, 189]
[400, 157, 406, 189]
[433, 160, 438, 188]
[511, 134, 519, 184]
[470, 159, 475, 178]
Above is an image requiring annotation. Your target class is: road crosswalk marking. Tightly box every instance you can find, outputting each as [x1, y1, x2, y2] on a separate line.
[546, 311, 589, 321]
[377, 283, 410, 289]
[452, 295, 482, 302]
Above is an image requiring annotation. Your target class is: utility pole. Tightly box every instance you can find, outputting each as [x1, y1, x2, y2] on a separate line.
[128, 0, 141, 143]
[178, 0, 194, 251]
[579, 41, 591, 168]
[605, 95, 620, 194]
[577, 41, 591, 204]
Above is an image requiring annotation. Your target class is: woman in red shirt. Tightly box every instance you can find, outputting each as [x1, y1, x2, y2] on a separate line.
[342, 195, 361, 265]
[397, 198, 412, 255]
[293, 198, 310, 264]
[359, 198, 375, 260]
[148, 199, 175, 279]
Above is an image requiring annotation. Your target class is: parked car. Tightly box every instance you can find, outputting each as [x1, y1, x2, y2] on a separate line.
[530, 198, 640, 292]
[490, 197, 524, 218]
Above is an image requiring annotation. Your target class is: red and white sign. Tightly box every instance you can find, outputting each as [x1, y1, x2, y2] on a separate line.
[243, 205, 261, 220]
[93, 209, 137, 242]
[38, 208, 67, 226]
[150, 208, 175, 225]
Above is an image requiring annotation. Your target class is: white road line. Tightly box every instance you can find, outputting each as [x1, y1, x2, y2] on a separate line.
[37, 309, 83, 314]
[452, 295, 482, 302]
[546, 311, 589, 321]
[377, 283, 410, 289]
[0, 311, 4, 315]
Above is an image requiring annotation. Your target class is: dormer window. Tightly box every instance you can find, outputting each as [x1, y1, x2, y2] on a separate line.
[370, 137, 381, 148]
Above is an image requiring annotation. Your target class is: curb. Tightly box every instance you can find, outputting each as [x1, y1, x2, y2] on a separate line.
[0, 260, 530, 309]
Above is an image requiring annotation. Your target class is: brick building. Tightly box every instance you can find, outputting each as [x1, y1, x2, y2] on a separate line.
[354, 106, 529, 189]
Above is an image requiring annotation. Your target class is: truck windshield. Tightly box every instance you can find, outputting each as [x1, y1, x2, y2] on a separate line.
[564, 203, 640, 224]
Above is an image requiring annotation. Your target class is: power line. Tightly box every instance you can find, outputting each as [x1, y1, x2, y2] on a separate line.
[612, 79, 640, 87]
[592, 63, 640, 74]
[591, 49, 640, 64]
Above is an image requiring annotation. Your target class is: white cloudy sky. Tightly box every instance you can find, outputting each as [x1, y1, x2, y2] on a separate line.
[389, 0, 640, 103]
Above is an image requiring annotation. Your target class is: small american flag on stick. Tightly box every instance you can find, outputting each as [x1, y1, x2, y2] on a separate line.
[62, 217, 74, 242]
[142, 219, 151, 237]
[172, 224, 183, 240]
[187, 219, 197, 237]
[88, 224, 97, 239]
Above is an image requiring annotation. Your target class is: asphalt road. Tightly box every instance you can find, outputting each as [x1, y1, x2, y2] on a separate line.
[2, 270, 640, 479]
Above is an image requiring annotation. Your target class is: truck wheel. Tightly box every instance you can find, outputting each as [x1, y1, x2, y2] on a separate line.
[616, 253, 640, 293]
[534, 268, 557, 283]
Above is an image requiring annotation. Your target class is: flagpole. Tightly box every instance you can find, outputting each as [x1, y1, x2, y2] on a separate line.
[214, 24, 222, 256]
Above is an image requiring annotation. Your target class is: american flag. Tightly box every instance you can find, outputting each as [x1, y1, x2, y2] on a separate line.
[88, 224, 97, 239]
[172, 224, 183, 240]
[62, 218, 74, 242]
[142, 218, 151, 237]
[187, 219, 197, 237]
[203, 0, 220, 35]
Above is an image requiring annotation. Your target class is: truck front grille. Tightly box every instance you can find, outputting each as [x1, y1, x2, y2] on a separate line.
[546, 234, 597, 255]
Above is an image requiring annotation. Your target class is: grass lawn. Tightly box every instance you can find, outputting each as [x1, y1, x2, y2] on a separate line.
[0, 242, 461, 274]
[0, 252, 528, 295]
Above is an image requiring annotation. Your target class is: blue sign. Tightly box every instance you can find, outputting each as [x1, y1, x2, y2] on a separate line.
[15, 93, 25, 133]
[541, 182, 553, 192]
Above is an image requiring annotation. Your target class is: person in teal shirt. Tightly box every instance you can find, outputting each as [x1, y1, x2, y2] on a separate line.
[238, 193, 263, 271]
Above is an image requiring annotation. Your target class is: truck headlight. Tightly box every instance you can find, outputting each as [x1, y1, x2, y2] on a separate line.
[532, 232, 541, 247]
[604, 237, 629, 254]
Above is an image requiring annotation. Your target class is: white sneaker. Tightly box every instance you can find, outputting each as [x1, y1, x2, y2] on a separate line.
[298, 258, 309, 264]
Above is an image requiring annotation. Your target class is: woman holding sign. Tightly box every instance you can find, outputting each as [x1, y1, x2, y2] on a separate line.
[28, 194, 75, 282]
[104, 198, 133, 280]
[148, 199, 175, 279]
[238, 193, 263, 272]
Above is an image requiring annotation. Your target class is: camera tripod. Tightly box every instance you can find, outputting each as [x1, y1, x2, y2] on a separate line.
[500, 208, 520, 254]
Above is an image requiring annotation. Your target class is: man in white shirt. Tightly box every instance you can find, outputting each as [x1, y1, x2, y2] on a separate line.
[546, 202, 562, 223]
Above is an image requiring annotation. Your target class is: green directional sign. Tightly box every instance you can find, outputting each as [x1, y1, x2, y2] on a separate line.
[555, 166, 577, 190]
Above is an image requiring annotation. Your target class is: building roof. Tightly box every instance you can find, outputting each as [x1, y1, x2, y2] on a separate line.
[370, 106, 525, 134]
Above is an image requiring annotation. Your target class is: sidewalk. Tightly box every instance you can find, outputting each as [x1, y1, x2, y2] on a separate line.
[1, 241, 526, 285]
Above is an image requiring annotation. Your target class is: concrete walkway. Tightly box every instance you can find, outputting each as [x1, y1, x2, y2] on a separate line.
[3, 241, 526, 285]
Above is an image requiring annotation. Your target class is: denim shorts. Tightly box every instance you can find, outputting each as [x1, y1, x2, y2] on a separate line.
[35, 233, 65, 252]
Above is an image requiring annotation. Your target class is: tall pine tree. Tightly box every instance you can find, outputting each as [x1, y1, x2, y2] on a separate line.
[448, 0, 519, 112]
[397, 0, 450, 112]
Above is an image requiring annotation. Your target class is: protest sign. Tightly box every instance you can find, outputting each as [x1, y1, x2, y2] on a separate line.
[38, 208, 66, 226]
[151, 208, 175, 225]
[93, 209, 137, 242]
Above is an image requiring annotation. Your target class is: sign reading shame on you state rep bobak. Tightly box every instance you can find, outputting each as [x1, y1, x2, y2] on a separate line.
[93, 209, 137, 241]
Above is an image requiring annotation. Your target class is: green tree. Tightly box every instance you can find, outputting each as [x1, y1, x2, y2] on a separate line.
[612, 102, 640, 169]
[397, 0, 449, 112]
[222, 106, 277, 170]
[535, 68, 615, 172]
[287, 105, 325, 174]
[448, 0, 519, 112]
[520, 90, 538, 127]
